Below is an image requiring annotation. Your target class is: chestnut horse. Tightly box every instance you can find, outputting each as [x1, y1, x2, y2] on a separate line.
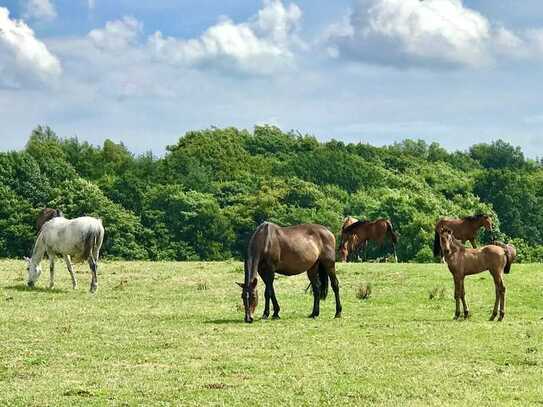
[438, 227, 513, 321]
[238, 222, 342, 323]
[433, 214, 493, 259]
[339, 219, 398, 263]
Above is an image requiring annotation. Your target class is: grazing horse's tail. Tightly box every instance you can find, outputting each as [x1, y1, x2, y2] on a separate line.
[317, 263, 329, 300]
[82, 225, 104, 261]
[386, 220, 398, 244]
[433, 230, 441, 257]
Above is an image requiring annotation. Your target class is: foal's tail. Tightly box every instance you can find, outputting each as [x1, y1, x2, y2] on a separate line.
[317, 263, 329, 300]
[433, 230, 441, 258]
[504, 248, 513, 274]
[386, 220, 398, 244]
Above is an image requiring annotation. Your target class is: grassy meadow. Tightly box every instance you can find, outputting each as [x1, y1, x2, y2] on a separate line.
[0, 260, 542, 406]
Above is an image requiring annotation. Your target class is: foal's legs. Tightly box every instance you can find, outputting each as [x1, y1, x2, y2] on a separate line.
[490, 271, 506, 321]
[64, 255, 77, 289]
[459, 279, 469, 318]
[453, 276, 462, 320]
[88, 256, 98, 293]
[48, 254, 55, 289]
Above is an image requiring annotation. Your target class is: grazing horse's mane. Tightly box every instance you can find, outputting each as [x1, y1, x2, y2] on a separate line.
[342, 220, 369, 234]
[462, 214, 488, 222]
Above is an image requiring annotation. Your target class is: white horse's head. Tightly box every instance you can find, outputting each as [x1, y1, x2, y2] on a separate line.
[24, 257, 42, 287]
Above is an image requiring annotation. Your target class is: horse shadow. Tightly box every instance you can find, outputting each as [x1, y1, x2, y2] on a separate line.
[204, 318, 244, 325]
[4, 284, 66, 294]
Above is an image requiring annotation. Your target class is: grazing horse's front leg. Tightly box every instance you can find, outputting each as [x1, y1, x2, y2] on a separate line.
[48, 254, 55, 289]
[261, 271, 274, 320]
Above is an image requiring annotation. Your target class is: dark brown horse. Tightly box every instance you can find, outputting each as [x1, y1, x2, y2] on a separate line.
[438, 227, 513, 321]
[238, 222, 342, 323]
[433, 214, 493, 258]
[339, 218, 398, 263]
[37, 208, 63, 232]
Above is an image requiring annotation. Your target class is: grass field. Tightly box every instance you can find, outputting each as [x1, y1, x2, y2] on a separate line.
[0, 260, 542, 406]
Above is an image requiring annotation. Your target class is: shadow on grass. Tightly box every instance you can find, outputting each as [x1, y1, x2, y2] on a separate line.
[4, 285, 66, 294]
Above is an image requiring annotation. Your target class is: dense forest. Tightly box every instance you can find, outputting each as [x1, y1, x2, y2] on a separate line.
[1, 126, 542, 263]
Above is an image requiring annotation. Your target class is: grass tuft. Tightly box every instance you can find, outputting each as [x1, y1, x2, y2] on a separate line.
[428, 286, 446, 300]
[356, 282, 372, 300]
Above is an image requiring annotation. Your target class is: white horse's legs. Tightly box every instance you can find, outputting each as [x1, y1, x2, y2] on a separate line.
[64, 255, 77, 289]
[48, 255, 55, 289]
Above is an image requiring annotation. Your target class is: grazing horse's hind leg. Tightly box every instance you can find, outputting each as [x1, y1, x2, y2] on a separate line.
[64, 255, 77, 289]
[88, 257, 98, 293]
[324, 261, 342, 318]
[307, 263, 321, 318]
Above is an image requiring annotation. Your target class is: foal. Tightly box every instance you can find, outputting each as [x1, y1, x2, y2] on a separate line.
[439, 228, 513, 321]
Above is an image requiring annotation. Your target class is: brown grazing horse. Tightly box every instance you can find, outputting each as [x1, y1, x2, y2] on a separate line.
[438, 227, 513, 321]
[339, 218, 398, 263]
[238, 222, 342, 323]
[433, 214, 493, 258]
[36, 208, 63, 232]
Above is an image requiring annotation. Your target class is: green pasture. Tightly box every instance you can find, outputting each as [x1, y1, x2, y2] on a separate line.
[0, 260, 541, 406]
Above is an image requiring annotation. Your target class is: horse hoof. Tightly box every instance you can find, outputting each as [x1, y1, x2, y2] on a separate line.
[262, 314, 269, 320]
[489, 314, 497, 321]
[308, 314, 318, 319]
[334, 313, 342, 319]
[464, 312, 470, 319]
[272, 315, 280, 320]
[498, 313, 505, 322]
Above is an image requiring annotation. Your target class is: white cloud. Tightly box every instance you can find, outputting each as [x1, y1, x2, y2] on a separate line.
[148, 0, 303, 74]
[325, 0, 543, 69]
[24, 0, 57, 21]
[88, 16, 142, 51]
[0, 7, 61, 86]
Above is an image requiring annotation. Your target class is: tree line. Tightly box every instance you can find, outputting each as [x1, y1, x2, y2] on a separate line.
[1, 125, 542, 263]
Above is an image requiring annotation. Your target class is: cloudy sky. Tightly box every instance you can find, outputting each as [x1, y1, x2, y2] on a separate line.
[0, 0, 542, 155]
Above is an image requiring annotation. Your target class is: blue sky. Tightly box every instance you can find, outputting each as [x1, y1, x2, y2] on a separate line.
[0, 0, 542, 156]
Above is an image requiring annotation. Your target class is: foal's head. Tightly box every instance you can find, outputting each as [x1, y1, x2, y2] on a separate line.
[237, 280, 258, 323]
[24, 257, 42, 288]
[439, 227, 456, 257]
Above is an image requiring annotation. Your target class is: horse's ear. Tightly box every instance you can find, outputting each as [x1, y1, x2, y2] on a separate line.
[236, 282, 245, 288]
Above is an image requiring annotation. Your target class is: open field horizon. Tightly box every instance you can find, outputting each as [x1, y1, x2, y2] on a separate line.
[1, 260, 542, 405]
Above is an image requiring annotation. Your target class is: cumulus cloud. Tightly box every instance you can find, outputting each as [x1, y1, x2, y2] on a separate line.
[24, 0, 57, 21]
[88, 16, 142, 51]
[148, 0, 303, 74]
[326, 0, 543, 69]
[0, 7, 61, 86]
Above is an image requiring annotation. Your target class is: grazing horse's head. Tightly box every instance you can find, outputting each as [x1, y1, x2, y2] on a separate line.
[439, 227, 455, 258]
[24, 257, 41, 288]
[237, 280, 258, 323]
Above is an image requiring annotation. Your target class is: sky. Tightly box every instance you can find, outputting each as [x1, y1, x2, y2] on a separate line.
[0, 0, 542, 156]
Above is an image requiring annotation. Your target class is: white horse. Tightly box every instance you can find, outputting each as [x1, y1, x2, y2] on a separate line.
[25, 216, 105, 293]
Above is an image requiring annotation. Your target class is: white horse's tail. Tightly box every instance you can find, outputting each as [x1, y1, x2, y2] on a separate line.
[82, 223, 104, 261]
